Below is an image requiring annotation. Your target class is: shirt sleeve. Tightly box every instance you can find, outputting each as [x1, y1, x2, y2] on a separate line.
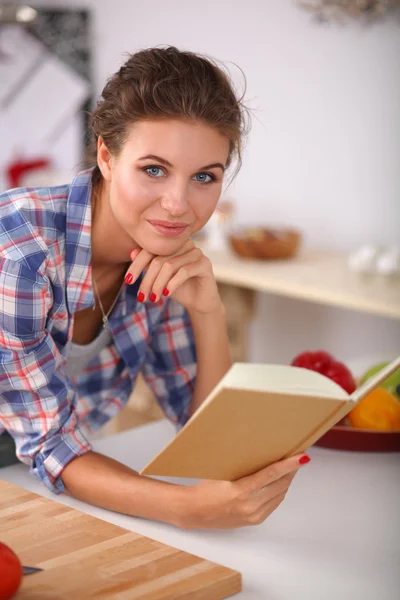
[0, 257, 92, 493]
[141, 299, 197, 428]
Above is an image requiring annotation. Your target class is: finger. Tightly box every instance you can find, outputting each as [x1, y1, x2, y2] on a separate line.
[248, 491, 287, 526]
[164, 256, 210, 297]
[239, 453, 310, 494]
[251, 472, 297, 516]
[244, 472, 294, 514]
[124, 249, 153, 286]
[149, 248, 203, 301]
[251, 470, 296, 499]
[135, 255, 169, 303]
[124, 240, 197, 295]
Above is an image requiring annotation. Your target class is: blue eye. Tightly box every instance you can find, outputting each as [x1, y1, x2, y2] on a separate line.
[193, 172, 214, 184]
[145, 166, 165, 178]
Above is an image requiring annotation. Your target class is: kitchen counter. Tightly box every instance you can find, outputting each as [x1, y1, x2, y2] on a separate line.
[1, 420, 399, 600]
[200, 245, 400, 321]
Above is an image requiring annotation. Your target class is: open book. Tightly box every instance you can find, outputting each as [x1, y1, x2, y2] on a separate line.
[141, 356, 400, 481]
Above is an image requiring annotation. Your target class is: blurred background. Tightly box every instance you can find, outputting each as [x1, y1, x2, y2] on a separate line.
[1, 0, 399, 430]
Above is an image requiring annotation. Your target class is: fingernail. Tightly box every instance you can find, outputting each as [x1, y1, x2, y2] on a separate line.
[299, 455, 311, 465]
[125, 273, 133, 285]
[150, 293, 157, 302]
[137, 291, 145, 302]
[162, 288, 169, 297]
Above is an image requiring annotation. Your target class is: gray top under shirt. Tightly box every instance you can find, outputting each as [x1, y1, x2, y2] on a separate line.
[65, 326, 112, 379]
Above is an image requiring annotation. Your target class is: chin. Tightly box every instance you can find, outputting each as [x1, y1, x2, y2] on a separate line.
[136, 235, 190, 257]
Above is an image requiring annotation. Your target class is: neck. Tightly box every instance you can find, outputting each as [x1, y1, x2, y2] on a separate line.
[90, 179, 136, 275]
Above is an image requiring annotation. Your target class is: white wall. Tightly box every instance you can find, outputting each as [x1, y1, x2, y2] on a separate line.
[24, 0, 400, 368]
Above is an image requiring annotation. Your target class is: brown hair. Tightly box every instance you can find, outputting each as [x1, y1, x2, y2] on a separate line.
[87, 46, 249, 184]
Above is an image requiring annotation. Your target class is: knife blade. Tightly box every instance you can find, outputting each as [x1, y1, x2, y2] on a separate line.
[22, 565, 43, 575]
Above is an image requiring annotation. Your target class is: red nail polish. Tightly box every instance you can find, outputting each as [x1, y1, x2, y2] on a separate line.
[162, 288, 169, 297]
[137, 291, 145, 302]
[125, 273, 133, 285]
[299, 455, 311, 465]
[150, 293, 156, 302]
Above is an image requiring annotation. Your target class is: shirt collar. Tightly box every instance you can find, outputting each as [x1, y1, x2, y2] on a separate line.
[65, 169, 129, 319]
[65, 169, 96, 315]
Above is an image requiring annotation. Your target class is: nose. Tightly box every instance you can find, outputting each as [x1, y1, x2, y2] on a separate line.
[160, 181, 189, 217]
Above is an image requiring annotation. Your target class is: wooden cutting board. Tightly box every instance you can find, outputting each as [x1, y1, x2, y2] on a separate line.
[0, 481, 241, 599]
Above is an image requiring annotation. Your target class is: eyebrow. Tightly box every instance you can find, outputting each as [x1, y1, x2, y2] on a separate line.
[137, 154, 225, 172]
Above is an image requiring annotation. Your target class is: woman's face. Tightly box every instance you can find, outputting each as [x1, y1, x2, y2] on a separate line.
[99, 118, 230, 257]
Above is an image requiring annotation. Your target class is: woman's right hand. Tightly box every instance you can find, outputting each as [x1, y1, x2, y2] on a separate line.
[178, 453, 310, 530]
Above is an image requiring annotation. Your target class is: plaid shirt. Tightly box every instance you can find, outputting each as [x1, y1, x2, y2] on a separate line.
[0, 170, 196, 493]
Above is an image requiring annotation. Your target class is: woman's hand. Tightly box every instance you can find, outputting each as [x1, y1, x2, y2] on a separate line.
[124, 241, 221, 314]
[176, 454, 311, 530]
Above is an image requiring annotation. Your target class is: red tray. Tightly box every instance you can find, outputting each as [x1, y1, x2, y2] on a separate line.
[315, 425, 400, 452]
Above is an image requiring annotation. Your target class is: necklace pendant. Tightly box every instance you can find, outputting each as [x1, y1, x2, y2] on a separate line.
[102, 314, 109, 329]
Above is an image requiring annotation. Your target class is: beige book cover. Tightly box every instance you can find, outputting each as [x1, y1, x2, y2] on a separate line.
[141, 358, 400, 481]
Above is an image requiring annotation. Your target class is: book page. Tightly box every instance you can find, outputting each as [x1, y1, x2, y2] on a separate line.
[226, 363, 349, 397]
[191, 363, 349, 421]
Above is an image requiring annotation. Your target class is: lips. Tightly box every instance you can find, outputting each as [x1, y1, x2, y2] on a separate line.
[148, 219, 189, 237]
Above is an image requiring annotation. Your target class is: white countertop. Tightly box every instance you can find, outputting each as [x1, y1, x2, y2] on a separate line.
[1, 420, 399, 599]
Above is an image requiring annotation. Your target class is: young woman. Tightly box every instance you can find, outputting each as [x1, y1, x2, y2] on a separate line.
[0, 47, 310, 530]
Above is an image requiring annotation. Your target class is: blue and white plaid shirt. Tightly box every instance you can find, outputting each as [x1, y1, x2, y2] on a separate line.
[0, 170, 196, 493]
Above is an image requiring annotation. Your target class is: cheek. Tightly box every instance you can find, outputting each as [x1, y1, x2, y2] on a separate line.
[193, 187, 222, 225]
[110, 173, 156, 223]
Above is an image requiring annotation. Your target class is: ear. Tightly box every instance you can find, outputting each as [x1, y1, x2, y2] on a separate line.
[97, 137, 113, 182]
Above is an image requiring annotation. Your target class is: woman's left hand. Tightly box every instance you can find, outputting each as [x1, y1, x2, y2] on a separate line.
[124, 241, 222, 314]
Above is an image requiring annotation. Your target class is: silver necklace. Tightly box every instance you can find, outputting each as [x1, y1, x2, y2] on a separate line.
[92, 276, 110, 329]
[92, 275, 125, 330]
